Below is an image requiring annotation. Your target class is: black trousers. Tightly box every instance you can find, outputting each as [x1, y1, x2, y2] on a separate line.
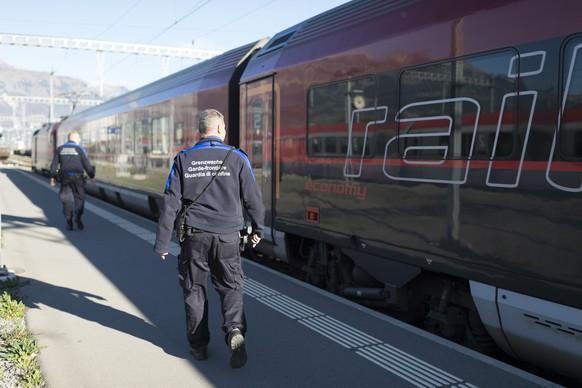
[178, 231, 246, 349]
[59, 179, 86, 221]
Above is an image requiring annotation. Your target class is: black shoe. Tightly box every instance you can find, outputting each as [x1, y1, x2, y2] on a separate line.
[228, 328, 247, 369]
[76, 219, 84, 230]
[190, 346, 208, 361]
[66, 219, 73, 231]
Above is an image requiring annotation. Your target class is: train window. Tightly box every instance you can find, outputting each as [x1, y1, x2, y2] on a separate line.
[242, 78, 272, 175]
[122, 123, 132, 154]
[307, 77, 377, 157]
[134, 121, 144, 155]
[174, 122, 184, 146]
[107, 125, 121, 160]
[309, 137, 322, 154]
[151, 117, 169, 155]
[560, 38, 582, 159]
[247, 97, 265, 168]
[260, 30, 297, 56]
[81, 129, 94, 155]
[97, 126, 108, 160]
[399, 50, 518, 160]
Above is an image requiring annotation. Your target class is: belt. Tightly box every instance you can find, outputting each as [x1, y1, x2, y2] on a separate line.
[184, 226, 205, 236]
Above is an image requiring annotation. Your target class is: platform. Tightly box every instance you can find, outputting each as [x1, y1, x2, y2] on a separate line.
[0, 166, 560, 387]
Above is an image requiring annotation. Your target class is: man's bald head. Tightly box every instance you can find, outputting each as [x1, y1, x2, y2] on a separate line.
[68, 131, 81, 144]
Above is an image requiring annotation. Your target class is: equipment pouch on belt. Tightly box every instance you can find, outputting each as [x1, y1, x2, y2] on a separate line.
[175, 199, 193, 243]
[238, 225, 252, 252]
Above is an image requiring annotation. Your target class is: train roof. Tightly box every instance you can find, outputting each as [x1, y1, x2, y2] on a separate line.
[62, 39, 267, 125]
[241, 0, 582, 83]
[242, 0, 424, 81]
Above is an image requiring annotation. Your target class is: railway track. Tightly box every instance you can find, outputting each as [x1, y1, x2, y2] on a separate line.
[0, 154, 32, 169]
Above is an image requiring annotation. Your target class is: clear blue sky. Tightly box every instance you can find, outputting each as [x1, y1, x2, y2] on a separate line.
[0, 0, 350, 91]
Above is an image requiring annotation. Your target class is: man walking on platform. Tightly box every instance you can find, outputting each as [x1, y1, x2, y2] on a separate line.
[154, 108, 264, 369]
[50, 131, 95, 231]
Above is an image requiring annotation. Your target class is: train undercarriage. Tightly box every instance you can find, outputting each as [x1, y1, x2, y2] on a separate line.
[252, 231, 582, 384]
[259, 234, 499, 356]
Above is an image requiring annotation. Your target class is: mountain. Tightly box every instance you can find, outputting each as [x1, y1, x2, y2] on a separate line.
[0, 60, 128, 118]
[0, 60, 130, 150]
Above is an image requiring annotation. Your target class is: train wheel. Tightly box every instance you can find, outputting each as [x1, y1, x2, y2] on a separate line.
[466, 308, 499, 354]
[424, 306, 466, 343]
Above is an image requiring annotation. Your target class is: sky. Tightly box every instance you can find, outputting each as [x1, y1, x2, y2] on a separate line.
[0, 0, 351, 92]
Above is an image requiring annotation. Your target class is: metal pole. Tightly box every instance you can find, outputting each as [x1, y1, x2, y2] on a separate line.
[97, 52, 105, 98]
[50, 70, 54, 123]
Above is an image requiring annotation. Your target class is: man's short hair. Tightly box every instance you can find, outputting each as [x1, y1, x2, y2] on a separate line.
[68, 131, 80, 142]
[198, 109, 224, 134]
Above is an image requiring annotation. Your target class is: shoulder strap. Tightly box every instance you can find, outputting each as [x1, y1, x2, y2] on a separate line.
[181, 146, 235, 212]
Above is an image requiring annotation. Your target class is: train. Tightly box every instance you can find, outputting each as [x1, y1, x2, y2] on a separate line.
[0, 144, 10, 160]
[31, 0, 582, 382]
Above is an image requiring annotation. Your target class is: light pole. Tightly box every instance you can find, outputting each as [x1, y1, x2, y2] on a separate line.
[49, 69, 55, 123]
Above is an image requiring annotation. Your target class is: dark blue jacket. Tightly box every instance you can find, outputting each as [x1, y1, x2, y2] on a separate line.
[154, 137, 265, 254]
[50, 141, 95, 179]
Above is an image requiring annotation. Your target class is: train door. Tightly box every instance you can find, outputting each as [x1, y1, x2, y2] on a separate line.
[241, 76, 276, 241]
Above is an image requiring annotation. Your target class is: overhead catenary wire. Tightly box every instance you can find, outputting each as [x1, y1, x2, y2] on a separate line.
[144, 0, 212, 44]
[52, 0, 146, 96]
[90, 0, 213, 88]
[193, 0, 277, 42]
[104, 0, 279, 88]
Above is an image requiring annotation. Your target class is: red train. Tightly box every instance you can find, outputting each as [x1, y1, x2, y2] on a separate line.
[32, 0, 582, 381]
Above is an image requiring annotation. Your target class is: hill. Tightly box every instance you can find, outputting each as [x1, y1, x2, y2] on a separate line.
[0, 60, 128, 118]
[0, 60, 129, 150]
[0, 60, 128, 152]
